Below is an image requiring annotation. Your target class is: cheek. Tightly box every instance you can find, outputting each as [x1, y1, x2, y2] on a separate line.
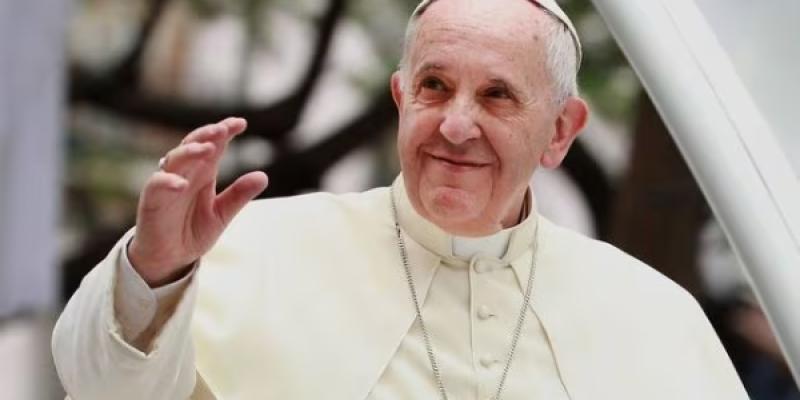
[492, 131, 540, 180]
[398, 110, 440, 164]
[397, 125, 420, 173]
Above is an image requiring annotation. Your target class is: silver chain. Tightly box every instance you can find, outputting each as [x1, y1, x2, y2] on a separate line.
[390, 188, 539, 400]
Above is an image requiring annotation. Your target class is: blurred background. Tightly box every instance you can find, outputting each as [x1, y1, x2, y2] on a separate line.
[0, 0, 796, 398]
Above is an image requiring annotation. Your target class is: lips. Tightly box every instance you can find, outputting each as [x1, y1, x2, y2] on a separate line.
[429, 153, 490, 169]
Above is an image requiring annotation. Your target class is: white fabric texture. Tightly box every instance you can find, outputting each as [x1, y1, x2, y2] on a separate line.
[368, 240, 569, 399]
[112, 192, 567, 400]
[53, 177, 749, 400]
[115, 239, 195, 344]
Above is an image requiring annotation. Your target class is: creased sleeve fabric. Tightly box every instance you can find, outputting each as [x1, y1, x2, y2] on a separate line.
[52, 229, 200, 400]
[116, 235, 196, 347]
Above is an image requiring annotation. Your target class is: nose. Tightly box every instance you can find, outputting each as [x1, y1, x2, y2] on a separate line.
[439, 98, 480, 145]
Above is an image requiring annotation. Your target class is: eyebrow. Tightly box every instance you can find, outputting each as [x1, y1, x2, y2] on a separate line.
[414, 62, 446, 76]
[413, 62, 529, 100]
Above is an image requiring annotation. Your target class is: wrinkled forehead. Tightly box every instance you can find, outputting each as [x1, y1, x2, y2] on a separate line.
[411, 0, 581, 65]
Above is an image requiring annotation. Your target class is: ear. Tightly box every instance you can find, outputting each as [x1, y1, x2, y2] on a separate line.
[540, 96, 589, 168]
[390, 71, 405, 113]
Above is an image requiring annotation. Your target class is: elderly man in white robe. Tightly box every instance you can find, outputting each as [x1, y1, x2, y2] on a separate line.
[52, 0, 750, 399]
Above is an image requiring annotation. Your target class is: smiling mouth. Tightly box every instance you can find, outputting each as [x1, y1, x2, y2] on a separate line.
[430, 154, 489, 169]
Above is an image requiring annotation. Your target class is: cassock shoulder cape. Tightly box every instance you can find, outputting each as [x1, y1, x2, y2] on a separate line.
[53, 180, 748, 399]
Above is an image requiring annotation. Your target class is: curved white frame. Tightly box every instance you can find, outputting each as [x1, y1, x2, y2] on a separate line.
[590, 0, 800, 384]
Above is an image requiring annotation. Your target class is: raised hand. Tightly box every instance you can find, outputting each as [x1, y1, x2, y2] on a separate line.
[128, 117, 269, 287]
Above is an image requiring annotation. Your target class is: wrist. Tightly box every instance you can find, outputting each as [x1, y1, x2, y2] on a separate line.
[127, 238, 195, 288]
[144, 263, 195, 288]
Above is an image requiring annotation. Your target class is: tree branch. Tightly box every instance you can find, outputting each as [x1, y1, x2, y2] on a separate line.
[252, 87, 397, 197]
[70, 0, 346, 142]
[63, 88, 397, 299]
[110, 0, 171, 87]
[560, 139, 614, 238]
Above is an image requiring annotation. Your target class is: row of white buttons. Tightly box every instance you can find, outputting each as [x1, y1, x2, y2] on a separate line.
[473, 258, 507, 374]
[477, 306, 498, 369]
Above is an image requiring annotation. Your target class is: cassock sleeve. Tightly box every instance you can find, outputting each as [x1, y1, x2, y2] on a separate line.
[52, 229, 200, 400]
[116, 236, 196, 347]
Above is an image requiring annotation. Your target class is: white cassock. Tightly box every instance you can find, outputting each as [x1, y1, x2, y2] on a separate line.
[53, 176, 749, 400]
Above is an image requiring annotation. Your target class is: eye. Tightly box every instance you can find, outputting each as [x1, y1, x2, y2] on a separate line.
[420, 76, 447, 92]
[484, 86, 512, 100]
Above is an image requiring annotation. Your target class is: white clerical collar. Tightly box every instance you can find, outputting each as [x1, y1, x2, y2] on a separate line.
[452, 230, 512, 260]
[392, 175, 537, 265]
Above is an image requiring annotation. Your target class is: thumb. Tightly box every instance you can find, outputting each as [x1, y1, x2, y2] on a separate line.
[213, 171, 269, 225]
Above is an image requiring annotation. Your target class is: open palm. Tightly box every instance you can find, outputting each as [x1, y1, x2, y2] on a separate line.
[129, 117, 269, 287]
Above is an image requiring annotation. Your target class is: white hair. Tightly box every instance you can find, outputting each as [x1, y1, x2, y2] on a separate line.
[398, 1, 579, 105]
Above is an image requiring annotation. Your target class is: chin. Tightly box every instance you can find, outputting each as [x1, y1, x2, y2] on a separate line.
[422, 186, 485, 227]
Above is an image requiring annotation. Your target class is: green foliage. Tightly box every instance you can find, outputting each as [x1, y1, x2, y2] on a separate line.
[65, 0, 642, 259]
[563, 0, 640, 123]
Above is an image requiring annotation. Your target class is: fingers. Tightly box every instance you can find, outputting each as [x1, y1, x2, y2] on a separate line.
[213, 171, 269, 225]
[221, 117, 248, 136]
[160, 116, 248, 183]
[160, 142, 216, 179]
[138, 171, 189, 215]
[181, 117, 248, 147]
